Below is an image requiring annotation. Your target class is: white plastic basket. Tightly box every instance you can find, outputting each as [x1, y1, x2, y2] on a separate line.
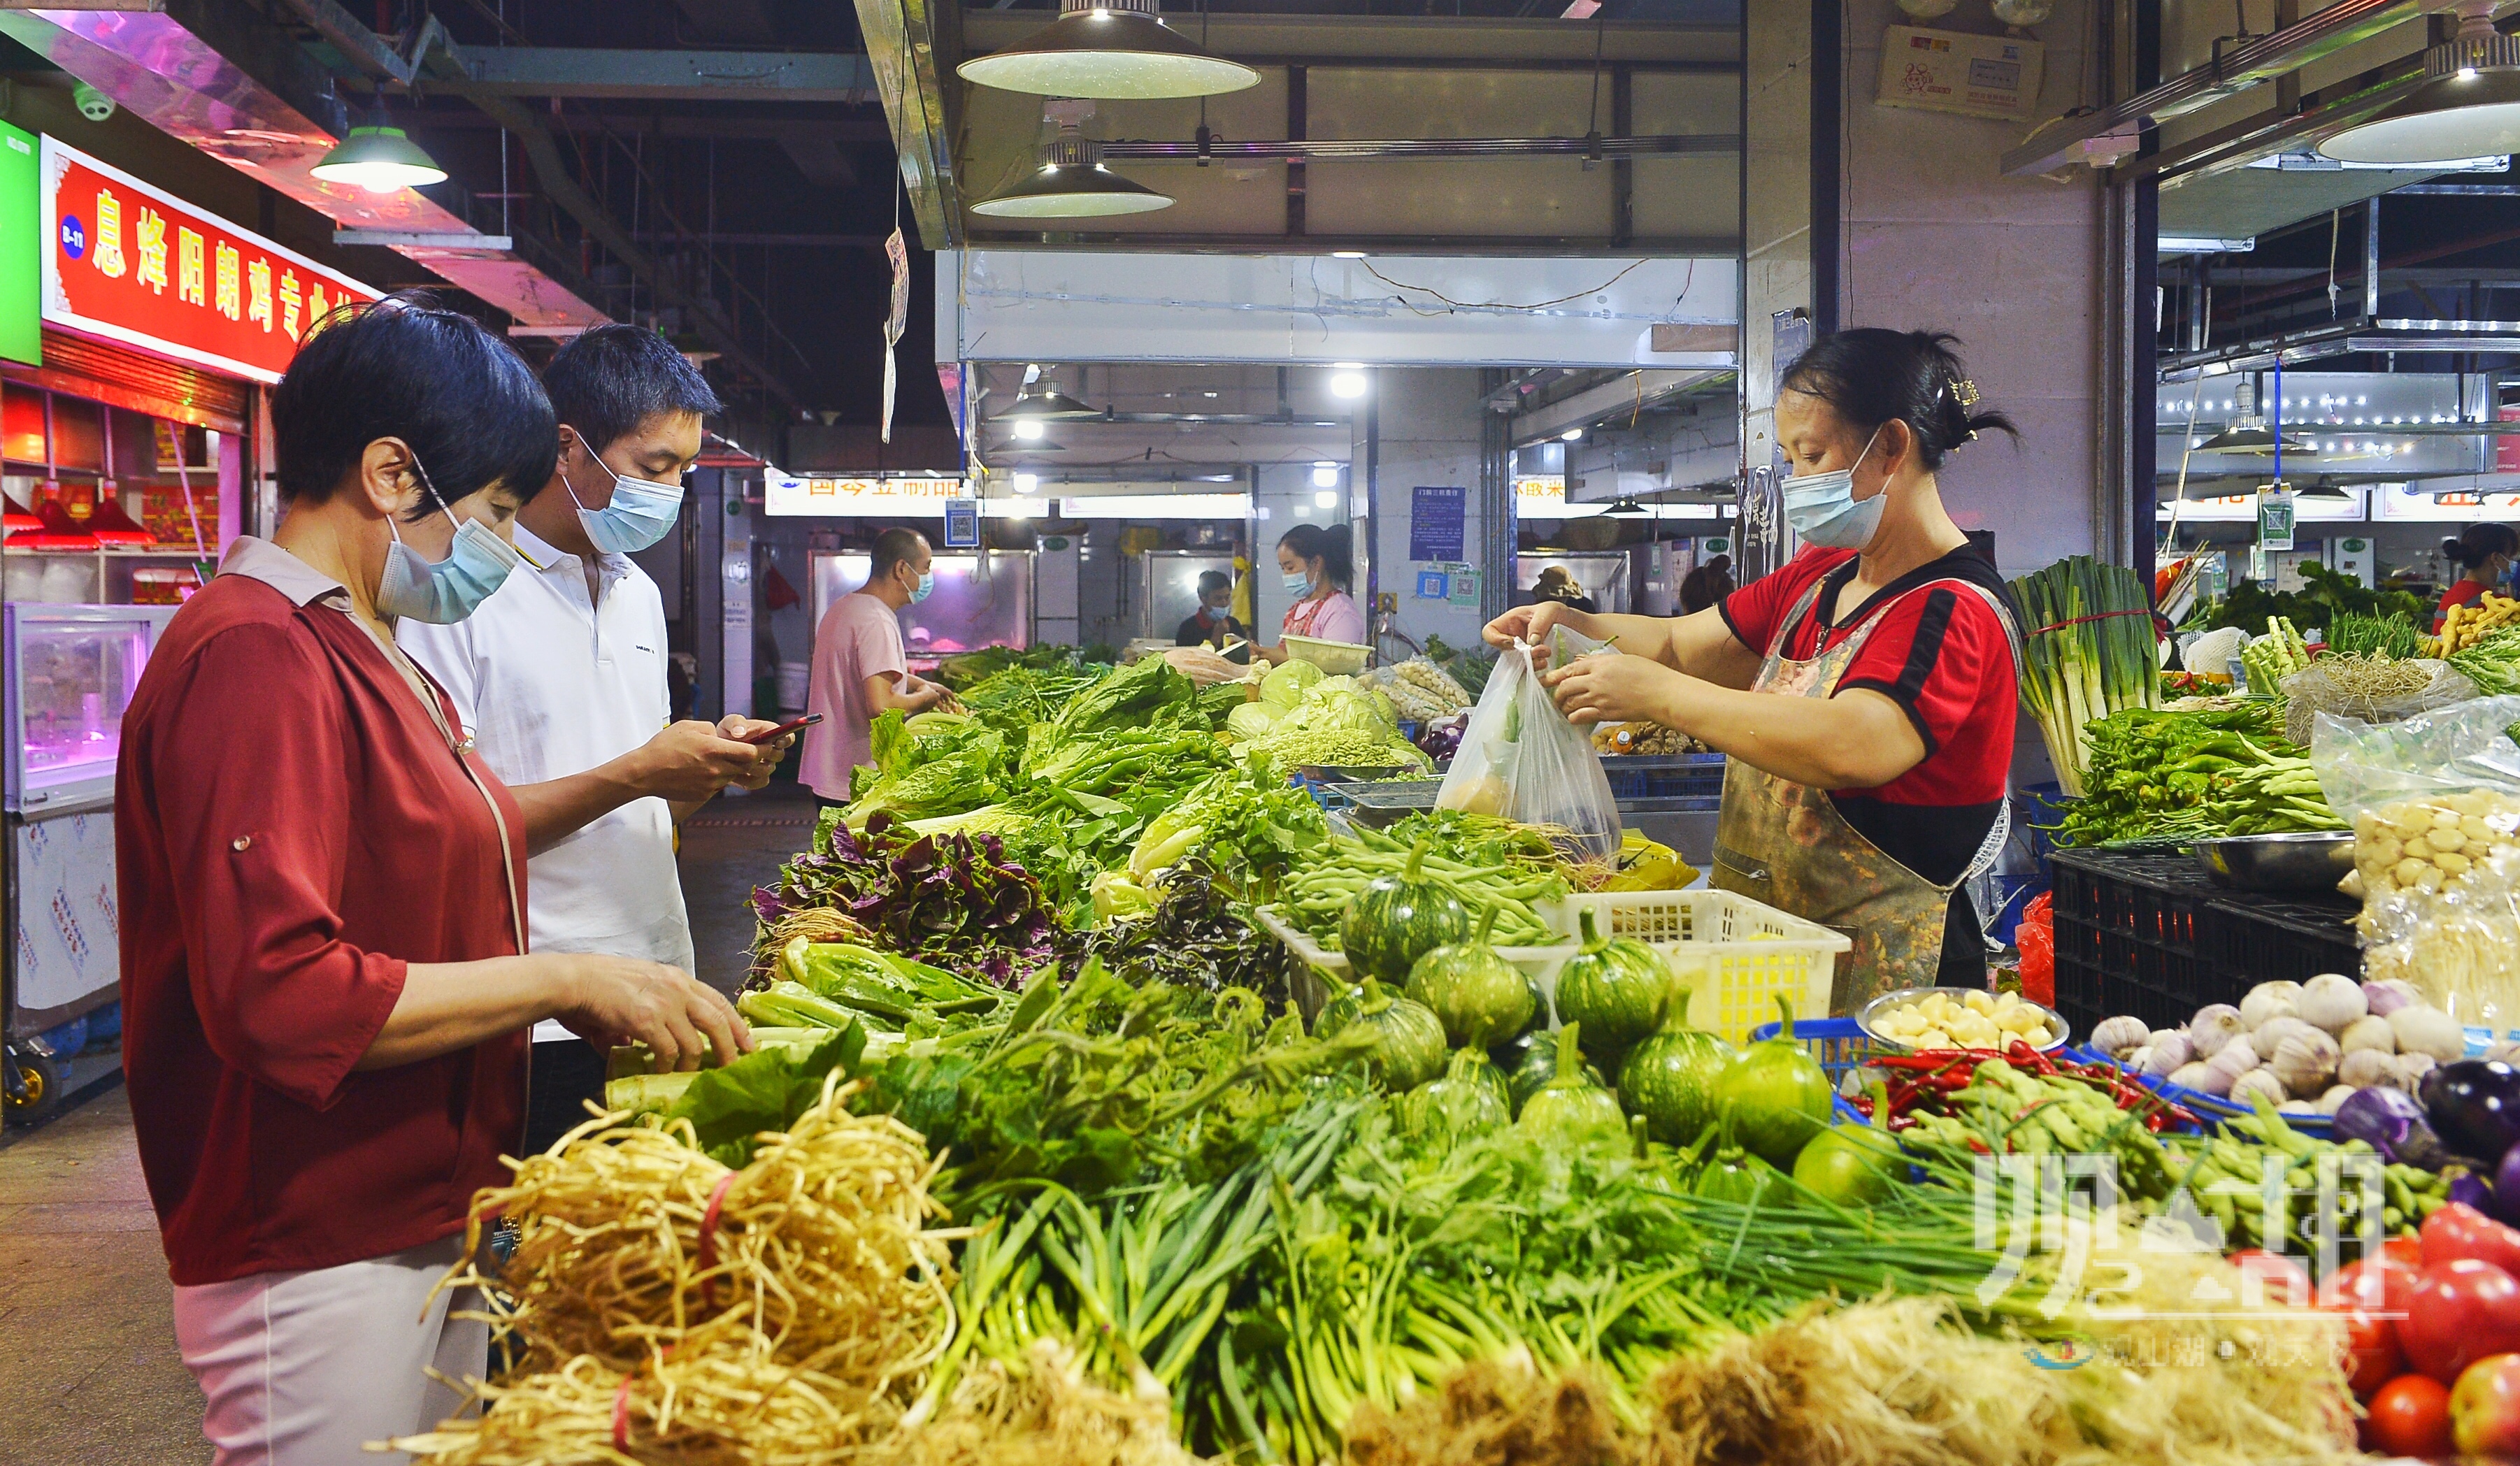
[1538, 890, 1851, 1045]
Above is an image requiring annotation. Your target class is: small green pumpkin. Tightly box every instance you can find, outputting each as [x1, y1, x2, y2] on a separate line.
[1515, 1023, 1631, 1157]
[1405, 907, 1537, 1049]
[1791, 1081, 1902, 1206]
[1315, 982, 1366, 1039]
[1345, 978, 1449, 1092]
[1398, 1047, 1512, 1142]
[1552, 907, 1668, 1061]
[1499, 1026, 1605, 1115]
[1340, 834, 1473, 984]
[1617, 986, 1735, 1144]
[1711, 995, 1835, 1168]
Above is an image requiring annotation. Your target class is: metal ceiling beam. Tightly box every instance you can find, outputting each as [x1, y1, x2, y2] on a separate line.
[445, 47, 873, 101]
[2000, 0, 2423, 178]
[1100, 133, 1739, 161]
[855, 0, 964, 247]
[1511, 368, 1733, 442]
[265, 0, 803, 406]
[0, 3, 606, 331]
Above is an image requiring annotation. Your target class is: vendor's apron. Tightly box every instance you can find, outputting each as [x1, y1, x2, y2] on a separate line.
[1710, 574, 2024, 1012]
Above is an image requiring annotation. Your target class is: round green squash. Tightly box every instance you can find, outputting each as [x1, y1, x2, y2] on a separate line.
[1343, 978, 1449, 1092]
[1617, 986, 1735, 1144]
[1552, 907, 1668, 1062]
[1340, 835, 1472, 984]
[1515, 1023, 1633, 1158]
[1398, 1047, 1513, 1142]
[1710, 995, 1835, 1167]
[1405, 907, 1536, 1049]
[1499, 1026, 1605, 1115]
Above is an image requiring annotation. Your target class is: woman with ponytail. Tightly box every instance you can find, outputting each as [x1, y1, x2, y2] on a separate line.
[1485, 328, 2027, 999]
[2435, 523, 2519, 631]
[1260, 520, 1366, 660]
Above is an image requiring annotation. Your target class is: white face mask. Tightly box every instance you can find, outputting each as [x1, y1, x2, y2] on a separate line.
[1780, 425, 1889, 550]
[375, 454, 522, 623]
[559, 433, 685, 554]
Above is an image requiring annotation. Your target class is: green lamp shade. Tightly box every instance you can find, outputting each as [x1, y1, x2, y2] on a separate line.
[311, 124, 448, 194]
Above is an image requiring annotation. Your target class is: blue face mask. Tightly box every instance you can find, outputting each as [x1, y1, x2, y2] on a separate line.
[1282, 570, 1313, 596]
[910, 570, 936, 605]
[560, 433, 685, 554]
[375, 456, 522, 624]
[1780, 425, 1888, 550]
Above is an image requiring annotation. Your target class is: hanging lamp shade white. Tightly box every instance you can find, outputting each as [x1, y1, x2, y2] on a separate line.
[972, 128, 1174, 218]
[310, 110, 448, 193]
[2319, 7, 2520, 164]
[998, 384, 1103, 419]
[957, 0, 1259, 100]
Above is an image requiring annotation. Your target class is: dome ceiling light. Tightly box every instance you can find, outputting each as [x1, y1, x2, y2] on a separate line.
[972, 124, 1174, 218]
[2319, 1, 2520, 164]
[310, 105, 447, 194]
[958, 0, 1260, 101]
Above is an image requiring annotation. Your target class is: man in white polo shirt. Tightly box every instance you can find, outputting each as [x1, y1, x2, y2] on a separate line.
[401, 326, 789, 1151]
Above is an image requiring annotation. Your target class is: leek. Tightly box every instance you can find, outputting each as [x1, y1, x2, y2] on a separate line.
[2009, 556, 2161, 797]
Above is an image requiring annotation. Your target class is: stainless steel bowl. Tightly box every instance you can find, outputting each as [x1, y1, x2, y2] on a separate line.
[2193, 831, 2354, 893]
[1856, 986, 2071, 1054]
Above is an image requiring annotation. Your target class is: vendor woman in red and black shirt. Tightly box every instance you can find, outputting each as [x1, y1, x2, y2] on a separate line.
[1485, 329, 2023, 1005]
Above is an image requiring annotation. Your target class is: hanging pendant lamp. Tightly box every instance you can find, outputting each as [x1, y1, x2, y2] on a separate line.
[972, 125, 1174, 218]
[958, 0, 1259, 101]
[2319, 2, 2520, 164]
[311, 104, 448, 193]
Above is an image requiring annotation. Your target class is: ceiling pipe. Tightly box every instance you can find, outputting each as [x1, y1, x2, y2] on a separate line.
[1101, 133, 1740, 161]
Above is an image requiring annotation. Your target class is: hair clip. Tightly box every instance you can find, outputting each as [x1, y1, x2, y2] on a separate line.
[1949, 378, 1982, 411]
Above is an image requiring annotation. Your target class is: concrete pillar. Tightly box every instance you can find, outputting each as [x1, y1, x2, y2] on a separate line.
[1835, 0, 2105, 575]
[1370, 368, 1501, 656]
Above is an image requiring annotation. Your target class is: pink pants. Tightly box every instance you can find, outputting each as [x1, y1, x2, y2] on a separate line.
[170, 1235, 487, 1466]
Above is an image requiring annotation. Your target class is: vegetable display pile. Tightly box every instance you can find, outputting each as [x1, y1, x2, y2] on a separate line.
[406, 649, 2421, 1465]
[2049, 703, 2343, 847]
[2429, 591, 2520, 657]
[2010, 555, 2163, 796]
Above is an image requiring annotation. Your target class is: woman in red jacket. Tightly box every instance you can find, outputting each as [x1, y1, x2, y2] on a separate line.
[117, 295, 750, 1465]
[2437, 523, 2519, 631]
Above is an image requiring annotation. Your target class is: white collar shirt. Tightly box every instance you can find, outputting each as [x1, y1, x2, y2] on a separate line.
[396, 522, 691, 1037]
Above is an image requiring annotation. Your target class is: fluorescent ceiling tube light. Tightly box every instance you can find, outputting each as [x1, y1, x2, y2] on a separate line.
[1315, 489, 1339, 508]
[1329, 369, 1368, 399]
[1310, 462, 1339, 487]
[2319, 6, 2520, 164]
[973, 125, 1173, 218]
[311, 108, 447, 194]
[2159, 236, 2256, 254]
[957, 0, 1260, 100]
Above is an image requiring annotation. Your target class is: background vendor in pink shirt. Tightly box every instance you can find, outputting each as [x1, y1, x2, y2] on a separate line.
[801, 526, 957, 805]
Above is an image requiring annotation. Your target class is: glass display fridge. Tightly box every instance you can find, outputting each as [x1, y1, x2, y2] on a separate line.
[5, 603, 179, 1123]
[806, 552, 1036, 669]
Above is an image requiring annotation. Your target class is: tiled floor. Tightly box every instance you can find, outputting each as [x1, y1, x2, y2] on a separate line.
[0, 1086, 208, 1465]
[0, 786, 819, 1463]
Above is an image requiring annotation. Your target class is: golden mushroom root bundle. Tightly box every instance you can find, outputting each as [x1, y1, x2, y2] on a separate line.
[869, 1338, 1201, 1466]
[2352, 792, 2520, 1019]
[751, 906, 878, 983]
[389, 1333, 898, 1466]
[452, 1074, 958, 1382]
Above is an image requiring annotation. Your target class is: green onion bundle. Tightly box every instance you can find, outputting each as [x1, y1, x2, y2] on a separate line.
[2010, 556, 2163, 797]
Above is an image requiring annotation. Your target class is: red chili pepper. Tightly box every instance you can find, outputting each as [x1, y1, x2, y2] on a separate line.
[2008, 1040, 2059, 1077]
[1887, 1115, 1919, 1133]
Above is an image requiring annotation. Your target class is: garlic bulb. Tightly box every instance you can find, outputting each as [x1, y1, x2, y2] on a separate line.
[2297, 973, 2368, 1034]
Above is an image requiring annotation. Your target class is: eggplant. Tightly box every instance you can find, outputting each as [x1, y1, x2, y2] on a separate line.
[2423, 1061, 2520, 1163]
[2333, 1084, 2455, 1170]
[2496, 1144, 2520, 1230]
[2454, 1170, 2496, 1214]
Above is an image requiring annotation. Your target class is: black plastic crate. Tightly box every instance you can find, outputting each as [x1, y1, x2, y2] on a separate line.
[2200, 891, 2361, 989]
[2048, 848, 2236, 1042]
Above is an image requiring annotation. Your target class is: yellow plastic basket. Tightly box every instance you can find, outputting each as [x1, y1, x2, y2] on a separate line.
[1252, 905, 1575, 1023]
[1540, 891, 1851, 1045]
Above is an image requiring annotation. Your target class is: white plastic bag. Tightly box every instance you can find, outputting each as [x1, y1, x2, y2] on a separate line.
[1435, 641, 1622, 860]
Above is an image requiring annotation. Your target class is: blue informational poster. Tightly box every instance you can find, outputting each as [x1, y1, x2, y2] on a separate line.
[1408, 486, 1466, 563]
[943, 498, 980, 548]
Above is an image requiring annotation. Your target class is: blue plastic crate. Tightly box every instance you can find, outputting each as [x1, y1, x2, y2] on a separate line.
[2060, 1045, 2324, 1139]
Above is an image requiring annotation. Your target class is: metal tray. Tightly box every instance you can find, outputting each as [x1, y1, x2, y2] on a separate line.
[2193, 832, 2354, 893]
[1855, 986, 2071, 1054]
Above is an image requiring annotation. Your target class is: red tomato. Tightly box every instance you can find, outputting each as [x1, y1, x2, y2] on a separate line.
[2337, 1308, 2404, 1398]
[2424, 1202, 2520, 1279]
[2455, 1353, 2520, 1457]
[2387, 1235, 2426, 1267]
[2405, 1259, 2520, 1384]
[2324, 1256, 2420, 1316]
[2227, 1249, 2313, 1306]
[2367, 1374, 2456, 1457]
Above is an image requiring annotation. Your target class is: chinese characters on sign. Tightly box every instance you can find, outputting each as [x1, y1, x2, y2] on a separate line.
[40, 136, 377, 382]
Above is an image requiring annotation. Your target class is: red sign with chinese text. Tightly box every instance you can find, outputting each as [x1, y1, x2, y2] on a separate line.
[40, 136, 377, 385]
